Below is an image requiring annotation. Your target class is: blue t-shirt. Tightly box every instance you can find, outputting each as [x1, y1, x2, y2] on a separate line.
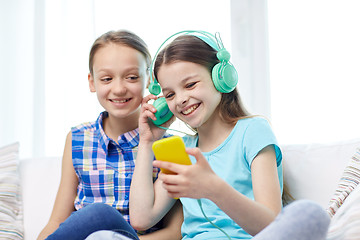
[181, 117, 283, 239]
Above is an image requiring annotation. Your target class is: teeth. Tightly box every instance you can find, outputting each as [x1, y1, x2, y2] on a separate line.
[182, 104, 199, 115]
[112, 99, 128, 103]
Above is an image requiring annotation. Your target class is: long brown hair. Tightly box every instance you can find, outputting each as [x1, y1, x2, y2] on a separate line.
[154, 34, 295, 204]
[89, 30, 151, 76]
[153, 35, 250, 124]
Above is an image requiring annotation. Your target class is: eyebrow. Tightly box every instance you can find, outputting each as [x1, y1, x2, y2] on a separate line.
[95, 65, 142, 73]
[161, 74, 198, 92]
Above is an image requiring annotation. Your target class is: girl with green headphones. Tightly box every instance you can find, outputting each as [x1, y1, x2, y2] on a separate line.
[86, 31, 329, 240]
[128, 31, 330, 240]
[131, 31, 282, 239]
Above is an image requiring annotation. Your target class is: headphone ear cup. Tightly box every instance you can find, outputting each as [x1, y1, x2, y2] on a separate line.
[152, 98, 173, 126]
[148, 81, 161, 95]
[212, 62, 238, 93]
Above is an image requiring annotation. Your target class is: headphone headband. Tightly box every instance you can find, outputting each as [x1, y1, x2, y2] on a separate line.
[149, 30, 224, 95]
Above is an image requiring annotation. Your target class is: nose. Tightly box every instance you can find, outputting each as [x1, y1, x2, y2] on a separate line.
[112, 78, 126, 95]
[175, 91, 188, 107]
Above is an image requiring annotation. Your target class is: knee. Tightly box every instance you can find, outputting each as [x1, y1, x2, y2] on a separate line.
[294, 200, 328, 217]
[87, 203, 131, 227]
[83, 203, 122, 221]
[287, 200, 331, 228]
[86, 202, 116, 214]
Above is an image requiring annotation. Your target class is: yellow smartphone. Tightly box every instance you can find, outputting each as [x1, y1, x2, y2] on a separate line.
[152, 136, 192, 174]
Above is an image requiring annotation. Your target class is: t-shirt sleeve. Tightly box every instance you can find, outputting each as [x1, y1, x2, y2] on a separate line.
[243, 117, 282, 168]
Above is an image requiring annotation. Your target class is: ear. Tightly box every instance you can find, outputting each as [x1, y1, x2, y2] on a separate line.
[145, 75, 151, 89]
[88, 73, 96, 92]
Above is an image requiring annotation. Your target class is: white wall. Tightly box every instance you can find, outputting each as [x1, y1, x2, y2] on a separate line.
[268, 0, 360, 144]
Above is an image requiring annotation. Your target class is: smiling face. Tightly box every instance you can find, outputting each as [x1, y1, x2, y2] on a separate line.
[88, 43, 147, 120]
[158, 61, 222, 129]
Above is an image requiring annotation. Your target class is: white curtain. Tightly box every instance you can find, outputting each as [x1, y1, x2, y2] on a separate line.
[0, 0, 97, 158]
[230, 0, 271, 117]
[1, 0, 39, 158]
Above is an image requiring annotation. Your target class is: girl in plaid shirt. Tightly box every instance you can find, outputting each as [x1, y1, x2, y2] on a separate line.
[38, 30, 182, 240]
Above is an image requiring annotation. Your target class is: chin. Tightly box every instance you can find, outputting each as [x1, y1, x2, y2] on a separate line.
[184, 120, 201, 129]
[177, 113, 202, 129]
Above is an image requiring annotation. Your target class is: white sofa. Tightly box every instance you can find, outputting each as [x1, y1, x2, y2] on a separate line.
[20, 157, 61, 240]
[16, 138, 360, 239]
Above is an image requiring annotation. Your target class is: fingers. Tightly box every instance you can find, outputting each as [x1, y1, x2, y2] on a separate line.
[157, 167, 196, 199]
[153, 148, 205, 174]
[155, 148, 216, 199]
[141, 94, 157, 105]
[153, 160, 181, 174]
[141, 94, 158, 121]
[157, 172, 183, 199]
[186, 148, 206, 164]
[142, 107, 157, 121]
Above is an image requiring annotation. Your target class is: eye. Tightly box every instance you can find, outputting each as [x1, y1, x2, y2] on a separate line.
[185, 82, 197, 88]
[128, 75, 139, 80]
[101, 77, 112, 82]
[126, 75, 141, 82]
[165, 92, 175, 99]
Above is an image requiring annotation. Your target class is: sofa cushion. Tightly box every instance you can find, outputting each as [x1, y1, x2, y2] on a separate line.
[327, 147, 360, 216]
[0, 142, 24, 239]
[282, 138, 360, 208]
[327, 184, 360, 239]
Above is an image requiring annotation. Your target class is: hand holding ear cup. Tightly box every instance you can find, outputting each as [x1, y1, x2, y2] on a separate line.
[148, 78, 172, 126]
[152, 97, 173, 126]
[148, 81, 172, 125]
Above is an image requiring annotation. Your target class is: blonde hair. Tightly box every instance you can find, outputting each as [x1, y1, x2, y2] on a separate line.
[89, 30, 151, 76]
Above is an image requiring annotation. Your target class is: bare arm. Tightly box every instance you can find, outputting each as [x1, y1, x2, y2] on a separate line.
[208, 145, 282, 235]
[130, 95, 177, 230]
[139, 200, 183, 240]
[37, 132, 78, 239]
[129, 140, 177, 230]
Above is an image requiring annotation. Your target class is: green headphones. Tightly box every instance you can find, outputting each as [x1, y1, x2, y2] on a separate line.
[149, 30, 238, 126]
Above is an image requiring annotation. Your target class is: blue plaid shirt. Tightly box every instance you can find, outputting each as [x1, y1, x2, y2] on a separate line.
[72, 111, 159, 224]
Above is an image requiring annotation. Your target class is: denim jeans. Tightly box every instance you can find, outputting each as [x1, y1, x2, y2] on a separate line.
[85, 200, 330, 240]
[46, 202, 139, 240]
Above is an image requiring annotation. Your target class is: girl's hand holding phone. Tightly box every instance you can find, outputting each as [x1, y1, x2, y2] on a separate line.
[153, 147, 221, 200]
